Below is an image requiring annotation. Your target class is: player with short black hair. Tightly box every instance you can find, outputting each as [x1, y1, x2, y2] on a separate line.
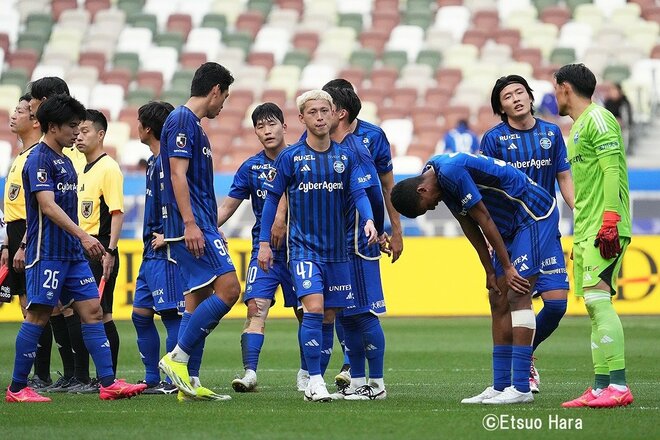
[132, 101, 181, 395]
[6, 95, 146, 402]
[481, 74, 574, 394]
[158, 62, 239, 401]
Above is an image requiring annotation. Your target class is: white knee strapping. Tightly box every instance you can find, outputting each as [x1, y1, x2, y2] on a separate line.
[511, 309, 536, 329]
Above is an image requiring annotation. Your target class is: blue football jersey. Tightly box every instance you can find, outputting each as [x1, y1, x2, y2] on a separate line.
[262, 140, 371, 262]
[160, 106, 217, 239]
[22, 142, 85, 264]
[228, 150, 286, 261]
[142, 154, 167, 260]
[300, 118, 393, 175]
[342, 133, 384, 259]
[426, 153, 556, 239]
[480, 119, 569, 198]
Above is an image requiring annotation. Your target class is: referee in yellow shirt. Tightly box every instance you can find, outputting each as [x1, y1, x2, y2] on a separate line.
[68, 109, 124, 391]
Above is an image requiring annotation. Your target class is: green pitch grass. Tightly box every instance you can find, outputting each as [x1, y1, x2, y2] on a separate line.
[0, 316, 658, 439]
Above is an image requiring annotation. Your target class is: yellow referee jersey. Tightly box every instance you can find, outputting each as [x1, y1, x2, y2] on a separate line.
[3, 144, 37, 222]
[63, 146, 87, 174]
[77, 153, 124, 238]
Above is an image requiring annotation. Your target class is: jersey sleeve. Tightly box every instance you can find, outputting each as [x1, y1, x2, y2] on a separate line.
[440, 165, 482, 211]
[102, 161, 125, 212]
[347, 149, 371, 193]
[25, 153, 55, 193]
[587, 109, 623, 159]
[227, 161, 251, 200]
[370, 130, 393, 174]
[479, 131, 497, 157]
[164, 113, 195, 160]
[553, 129, 570, 173]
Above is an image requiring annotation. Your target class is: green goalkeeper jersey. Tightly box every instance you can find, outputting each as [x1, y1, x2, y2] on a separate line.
[567, 103, 631, 242]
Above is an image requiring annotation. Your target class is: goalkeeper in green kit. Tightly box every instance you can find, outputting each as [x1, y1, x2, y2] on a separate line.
[552, 64, 633, 408]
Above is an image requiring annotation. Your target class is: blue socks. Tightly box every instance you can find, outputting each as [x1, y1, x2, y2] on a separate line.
[320, 322, 334, 375]
[11, 322, 43, 392]
[161, 313, 181, 353]
[361, 314, 385, 379]
[335, 319, 350, 366]
[512, 345, 533, 393]
[340, 315, 366, 378]
[300, 313, 323, 376]
[81, 322, 115, 386]
[297, 321, 307, 371]
[179, 311, 205, 377]
[241, 333, 265, 371]
[178, 296, 230, 354]
[132, 312, 160, 385]
[493, 345, 512, 392]
[533, 299, 567, 350]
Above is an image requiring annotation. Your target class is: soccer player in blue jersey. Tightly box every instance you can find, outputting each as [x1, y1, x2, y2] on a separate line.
[481, 75, 575, 393]
[302, 78, 403, 387]
[6, 94, 146, 402]
[392, 152, 561, 404]
[216, 102, 300, 393]
[257, 90, 378, 402]
[158, 62, 239, 400]
[323, 86, 389, 400]
[131, 101, 182, 394]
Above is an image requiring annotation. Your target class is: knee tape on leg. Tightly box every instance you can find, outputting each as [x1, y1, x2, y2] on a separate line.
[243, 298, 270, 333]
[511, 309, 536, 329]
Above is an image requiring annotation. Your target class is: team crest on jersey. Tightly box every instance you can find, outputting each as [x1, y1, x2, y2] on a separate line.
[36, 169, 47, 183]
[81, 201, 93, 218]
[302, 280, 312, 289]
[266, 168, 277, 182]
[540, 137, 551, 149]
[573, 132, 580, 144]
[8, 184, 20, 201]
[333, 161, 345, 173]
[176, 133, 187, 148]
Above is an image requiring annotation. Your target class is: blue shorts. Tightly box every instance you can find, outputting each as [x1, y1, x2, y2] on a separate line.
[26, 259, 98, 309]
[243, 257, 296, 308]
[133, 258, 185, 313]
[168, 228, 235, 294]
[290, 259, 353, 308]
[343, 254, 386, 316]
[532, 235, 569, 297]
[493, 207, 560, 283]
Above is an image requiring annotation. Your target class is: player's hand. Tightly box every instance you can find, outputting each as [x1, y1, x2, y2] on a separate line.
[594, 211, 621, 259]
[184, 222, 205, 258]
[151, 233, 165, 250]
[219, 228, 229, 247]
[486, 272, 501, 296]
[504, 266, 530, 295]
[257, 242, 273, 272]
[81, 234, 105, 261]
[101, 253, 115, 280]
[389, 231, 403, 263]
[271, 219, 286, 250]
[1, 247, 8, 268]
[13, 247, 25, 272]
[363, 220, 378, 245]
[378, 232, 392, 257]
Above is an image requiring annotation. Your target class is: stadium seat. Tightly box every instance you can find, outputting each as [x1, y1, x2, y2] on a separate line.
[31, 64, 66, 82]
[260, 88, 287, 108]
[416, 49, 443, 71]
[59, 9, 92, 33]
[201, 13, 228, 33]
[160, 89, 189, 106]
[549, 47, 576, 66]
[142, 46, 179, 83]
[170, 70, 196, 93]
[167, 13, 193, 38]
[117, 27, 153, 57]
[95, 9, 126, 28]
[522, 23, 558, 59]
[248, 0, 274, 17]
[0, 140, 12, 176]
[462, 29, 489, 49]
[382, 50, 408, 72]
[292, 31, 319, 55]
[253, 26, 292, 64]
[90, 84, 125, 120]
[267, 9, 300, 29]
[100, 69, 132, 93]
[17, 31, 48, 57]
[386, 25, 425, 62]
[136, 71, 164, 96]
[224, 32, 253, 55]
[381, 118, 413, 156]
[472, 9, 500, 29]
[391, 155, 423, 174]
[247, 52, 275, 72]
[185, 27, 222, 61]
[371, 10, 400, 36]
[125, 88, 156, 107]
[1, 69, 29, 90]
[388, 87, 418, 112]
[66, 66, 100, 90]
[282, 50, 311, 70]
[434, 5, 471, 41]
[267, 65, 301, 100]
[493, 28, 521, 49]
[349, 48, 376, 74]
[480, 42, 512, 64]
[0, 84, 22, 114]
[118, 139, 152, 167]
[155, 32, 185, 53]
[128, 13, 159, 35]
[299, 63, 338, 90]
[26, 13, 53, 40]
[236, 11, 266, 39]
[318, 27, 357, 62]
[498, 61, 534, 78]
[85, 0, 112, 20]
[51, 0, 79, 21]
[117, 0, 145, 16]
[540, 5, 571, 28]
[360, 87, 387, 108]
[424, 28, 455, 52]
[359, 30, 389, 57]
[78, 51, 107, 75]
[565, 0, 593, 14]
[0, 33, 9, 55]
[573, 4, 604, 31]
[594, 0, 627, 18]
[370, 67, 399, 91]
[603, 65, 632, 83]
[403, 11, 434, 30]
[180, 52, 208, 69]
[557, 21, 593, 59]
[8, 49, 39, 78]
[112, 52, 140, 77]
[424, 87, 452, 111]
[338, 13, 363, 34]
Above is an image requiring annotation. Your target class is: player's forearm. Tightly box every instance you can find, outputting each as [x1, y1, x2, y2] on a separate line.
[109, 211, 123, 250]
[258, 193, 280, 243]
[352, 189, 374, 223]
[170, 171, 196, 225]
[599, 154, 620, 213]
[457, 215, 495, 274]
[468, 203, 511, 270]
[274, 194, 288, 225]
[366, 185, 385, 234]
[217, 197, 242, 227]
[379, 172, 402, 235]
[557, 170, 574, 210]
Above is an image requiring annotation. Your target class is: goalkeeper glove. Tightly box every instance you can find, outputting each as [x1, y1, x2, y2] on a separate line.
[594, 211, 621, 259]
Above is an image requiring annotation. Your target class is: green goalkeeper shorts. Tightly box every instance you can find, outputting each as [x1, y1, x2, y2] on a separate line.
[573, 236, 630, 297]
